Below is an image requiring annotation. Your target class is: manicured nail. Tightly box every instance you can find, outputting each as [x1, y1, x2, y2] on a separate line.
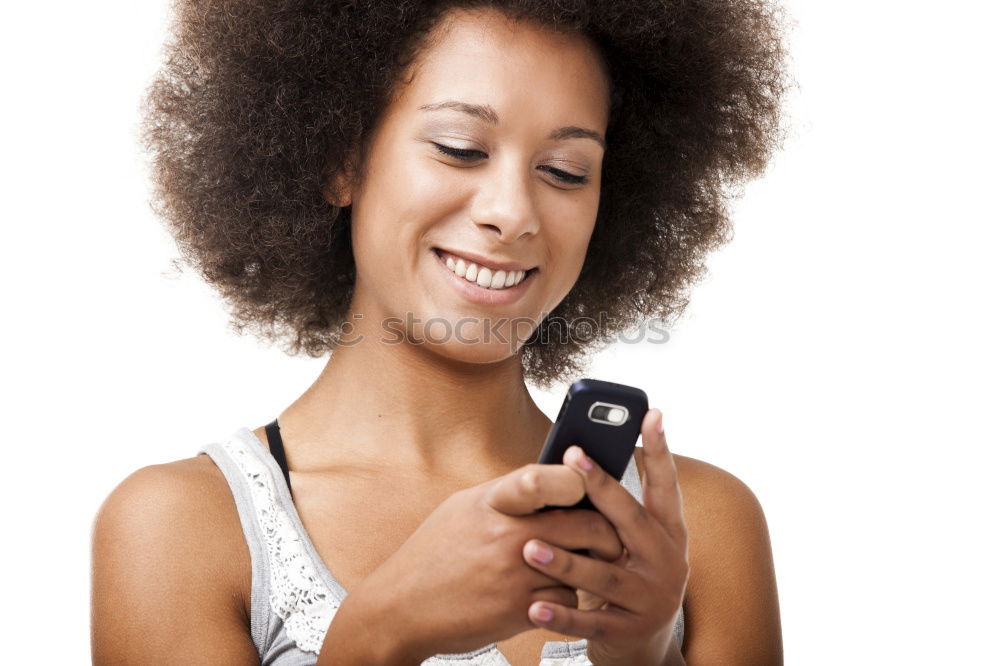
[530, 541, 554, 565]
[574, 447, 594, 472]
[656, 410, 664, 435]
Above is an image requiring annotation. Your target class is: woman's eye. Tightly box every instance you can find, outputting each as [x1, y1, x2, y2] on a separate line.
[432, 142, 589, 186]
[541, 167, 589, 186]
[433, 143, 486, 161]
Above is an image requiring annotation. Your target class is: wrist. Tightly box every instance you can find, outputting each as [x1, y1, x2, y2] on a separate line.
[588, 627, 675, 666]
[318, 585, 425, 665]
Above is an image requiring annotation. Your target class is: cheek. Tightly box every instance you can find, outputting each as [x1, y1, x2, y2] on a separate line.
[565, 233, 594, 283]
[556, 205, 597, 269]
[354, 159, 454, 253]
[546, 213, 596, 297]
[383, 155, 466, 231]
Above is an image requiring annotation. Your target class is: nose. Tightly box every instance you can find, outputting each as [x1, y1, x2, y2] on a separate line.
[469, 155, 541, 243]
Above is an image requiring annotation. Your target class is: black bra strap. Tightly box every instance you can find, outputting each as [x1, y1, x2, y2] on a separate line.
[264, 418, 292, 499]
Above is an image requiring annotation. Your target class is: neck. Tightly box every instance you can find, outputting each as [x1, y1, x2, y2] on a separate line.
[274, 301, 552, 482]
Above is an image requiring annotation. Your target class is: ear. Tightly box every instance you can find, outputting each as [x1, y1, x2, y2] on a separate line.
[322, 175, 352, 208]
[322, 167, 354, 208]
[322, 144, 362, 208]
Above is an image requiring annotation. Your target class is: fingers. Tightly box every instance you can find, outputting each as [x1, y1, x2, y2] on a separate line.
[638, 408, 686, 542]
[560, 443, 653, 561]
[483, 464, 585, 516]
[524, 508, 625, 563]
[527, 596, 635, 640]
[521, 539, 643, 611]
[530, 585, 579, 611]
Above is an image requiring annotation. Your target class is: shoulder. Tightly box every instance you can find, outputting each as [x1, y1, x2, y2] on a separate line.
[634, 446, 783, 662]
[93, 453, 246, 550]
[91, 454, 255, 661]
[674, 451, 767, 527]
[665, 452, 775, 588]
[634, 445, 766, 520]
[92, 453, 250, 588]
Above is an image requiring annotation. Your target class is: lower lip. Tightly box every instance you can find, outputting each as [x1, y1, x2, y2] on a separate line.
[431, 249, 537, 307]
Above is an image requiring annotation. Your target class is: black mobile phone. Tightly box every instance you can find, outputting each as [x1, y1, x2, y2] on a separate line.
[537, 378, 648, 513]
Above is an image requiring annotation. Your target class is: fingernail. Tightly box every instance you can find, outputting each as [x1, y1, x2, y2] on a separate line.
[530, 541, 554, 564]
[533, 604, 554, 622]
[656, 410, 665, 435]
[574, 447, 594, 472]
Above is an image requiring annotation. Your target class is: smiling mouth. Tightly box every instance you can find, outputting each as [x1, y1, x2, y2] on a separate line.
[433, 248, 538, 290]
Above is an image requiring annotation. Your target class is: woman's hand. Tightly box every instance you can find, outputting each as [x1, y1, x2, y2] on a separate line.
[520, 408, 689, 666]
[330, 459, 626, 662]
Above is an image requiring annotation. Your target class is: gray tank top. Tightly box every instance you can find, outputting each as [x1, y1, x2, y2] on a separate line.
[197, 427, 684, 665]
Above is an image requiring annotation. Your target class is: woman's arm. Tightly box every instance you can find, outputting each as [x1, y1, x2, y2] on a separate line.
[90, 459, 260, 665]
[664, 453, 784, 664]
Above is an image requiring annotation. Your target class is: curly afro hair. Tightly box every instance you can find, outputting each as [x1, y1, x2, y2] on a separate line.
[141, 0, 791, 389]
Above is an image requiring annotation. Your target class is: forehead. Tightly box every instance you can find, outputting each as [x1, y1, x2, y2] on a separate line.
[390, 8, 610, 134]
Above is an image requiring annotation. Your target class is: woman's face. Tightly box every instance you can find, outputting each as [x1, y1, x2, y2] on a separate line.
[339, 7, 610, 364]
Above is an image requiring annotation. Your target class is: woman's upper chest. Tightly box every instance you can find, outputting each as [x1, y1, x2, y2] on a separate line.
[291, 467, 454, 591]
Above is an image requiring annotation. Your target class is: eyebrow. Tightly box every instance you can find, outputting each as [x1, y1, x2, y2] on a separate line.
[418, 100, 606, 150]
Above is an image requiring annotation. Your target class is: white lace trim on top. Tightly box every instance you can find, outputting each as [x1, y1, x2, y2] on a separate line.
[221, 436, 339, 655]
[539, 655, 592, 666]
[424, 651, 513, 665]
[422, 645, 589, 665]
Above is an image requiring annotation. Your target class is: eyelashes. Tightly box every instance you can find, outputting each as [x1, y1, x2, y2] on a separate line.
[432, 142, 589, 186]
[433, 143, 484, 161]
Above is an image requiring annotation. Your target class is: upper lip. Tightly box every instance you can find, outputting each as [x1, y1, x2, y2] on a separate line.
[435, 247, 537, 273]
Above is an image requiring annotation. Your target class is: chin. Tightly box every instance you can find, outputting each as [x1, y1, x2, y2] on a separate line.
[410, 320, 532, 365]
[398, 303, 540, 356]
[431, 340, 522, 366]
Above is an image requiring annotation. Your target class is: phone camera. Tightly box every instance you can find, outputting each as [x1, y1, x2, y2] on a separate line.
[588, 402, 629, 426]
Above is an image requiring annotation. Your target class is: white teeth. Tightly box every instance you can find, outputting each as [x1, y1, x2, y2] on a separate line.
[476, 267, 493, 288]
[440, 251, 529, 289]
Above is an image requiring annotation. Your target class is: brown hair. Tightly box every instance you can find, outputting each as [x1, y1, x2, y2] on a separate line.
[141, 0, 791, 389]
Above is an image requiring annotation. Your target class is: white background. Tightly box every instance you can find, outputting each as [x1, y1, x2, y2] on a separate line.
[2, 1, 997, 662]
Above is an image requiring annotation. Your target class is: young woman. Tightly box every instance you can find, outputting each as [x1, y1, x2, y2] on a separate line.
[91, 1, 788, 664]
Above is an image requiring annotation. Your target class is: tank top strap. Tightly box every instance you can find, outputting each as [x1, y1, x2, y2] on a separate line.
[196, 433, 272, 655]
[197, 429, 342, 656]
[264, 418, 292, 498]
